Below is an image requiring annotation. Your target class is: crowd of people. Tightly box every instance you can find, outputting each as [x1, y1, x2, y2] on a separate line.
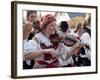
[23, 10, 91, 69]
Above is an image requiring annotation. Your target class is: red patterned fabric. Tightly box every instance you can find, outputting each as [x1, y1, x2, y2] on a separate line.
[40, 14, 56, 29]
[37, 59, 59, 68]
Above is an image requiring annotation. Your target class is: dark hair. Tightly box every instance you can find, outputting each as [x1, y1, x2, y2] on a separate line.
[27, 10, 37, 20]
[83, 21, 87, 28]
[87, 15, 91, 26]
[60, 21, 69, 32]
[83, 26, 91, 37]
[74, 23, 82, 33]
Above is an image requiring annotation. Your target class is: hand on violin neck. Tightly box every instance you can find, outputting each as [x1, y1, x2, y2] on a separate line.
[71, 42, 83, 56]
[73, 42, 83, 49]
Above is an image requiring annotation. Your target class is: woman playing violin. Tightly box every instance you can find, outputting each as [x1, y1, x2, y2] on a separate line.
[24, 14, 83, 68]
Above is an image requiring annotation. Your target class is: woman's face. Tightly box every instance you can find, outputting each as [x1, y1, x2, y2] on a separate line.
[28, 13, 37, 22]
[43, 21, 56, 35]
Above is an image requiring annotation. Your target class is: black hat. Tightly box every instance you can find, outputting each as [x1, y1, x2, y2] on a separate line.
[60, 21, 69, 32]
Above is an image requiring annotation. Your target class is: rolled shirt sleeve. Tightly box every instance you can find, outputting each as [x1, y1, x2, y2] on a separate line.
[23, 39, 39, 65]
[24, 40, 39, 55]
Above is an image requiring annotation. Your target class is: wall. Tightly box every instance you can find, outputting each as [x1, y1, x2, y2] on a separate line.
[0, 0, 99, 80]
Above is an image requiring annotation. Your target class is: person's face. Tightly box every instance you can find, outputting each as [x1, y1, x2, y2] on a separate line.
[78, 27, 82, 32]
[43, 21, 56, 35]
[28, 13, 37, 22]
[78, 27, 83, 36]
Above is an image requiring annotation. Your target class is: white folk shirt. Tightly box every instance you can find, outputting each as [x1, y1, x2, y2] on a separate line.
[80, 32, 91, 60]
[24, 32, 74, 67]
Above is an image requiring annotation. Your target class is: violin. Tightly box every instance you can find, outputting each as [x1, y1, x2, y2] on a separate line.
[32, 21, 41, 33]
[49, 32, 78, 47]
[27, 21, 41, 41]
[49, 32, 90, 49]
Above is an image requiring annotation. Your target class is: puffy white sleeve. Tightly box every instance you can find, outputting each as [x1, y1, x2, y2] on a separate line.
[80, 33, 91, 45]
[58, 43, 68, 61]
[80, 32, 91, 60]
[58, 43, 74, 66]
[24, 39, 39, 55]
[80, 32, 91, 49]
